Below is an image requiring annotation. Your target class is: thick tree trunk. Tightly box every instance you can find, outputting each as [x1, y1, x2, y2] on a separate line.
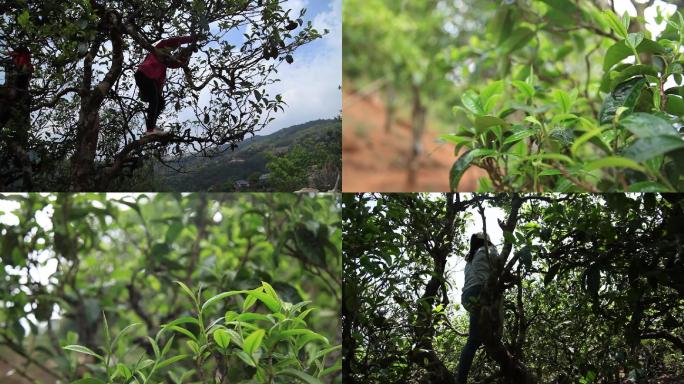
[384, 85, 396, 133]
[69, 11, 123, 190]
[71, 110, 101, 190]
[407, 84, 426, 186]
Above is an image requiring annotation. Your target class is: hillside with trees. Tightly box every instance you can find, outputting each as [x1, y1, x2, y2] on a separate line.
[155, 118, 341, 192]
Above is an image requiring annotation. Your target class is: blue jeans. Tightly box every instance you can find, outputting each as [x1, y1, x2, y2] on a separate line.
[457, 285, 482, 384]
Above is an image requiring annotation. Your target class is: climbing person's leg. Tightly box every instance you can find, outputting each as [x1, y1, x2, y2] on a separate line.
[148, 92, 165, 132]
[146, 86, 160, 131]
[134, 71, 162, 134]
[14, 72, 30, 91]
[0, 85, 19, 127]
[142, 87, 167, 135]
[134, 71, 152, 103]
[0, 85, 17, 101]
[457, 285, 483, 384]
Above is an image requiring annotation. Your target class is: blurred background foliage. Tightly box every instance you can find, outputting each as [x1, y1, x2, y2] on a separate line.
[0, 193, 340, 383]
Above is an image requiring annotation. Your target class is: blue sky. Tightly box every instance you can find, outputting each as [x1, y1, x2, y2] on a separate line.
[185, 0, 341, 135]
[261, 0, 342, 134]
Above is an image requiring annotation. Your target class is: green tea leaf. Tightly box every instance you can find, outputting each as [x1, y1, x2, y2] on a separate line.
[213, 328, 230, 349]
[111, 323, 141, 353]
[261, 281, 280, 302]
[475, 115, 509, 131]
[156, 354, 191, 370]
[623, 136, 684, 162]
[619, 113, 678, 138]
[247, 288, 281, 312]
[603, 39, 664, 71]
[461, 90, 484, 116]
[584, 156, 646, 173]
[186, 340, 200, 355]
[201, 290, 244, 312]
[243, 329, 265, 356]
[279, 329, 328, 343]
[625, 32, 643, 50]
[147, 336, 160, 359]
[599, 78, 647, 124]
[665, 95, 684, 116]
[609, 64, 658, 90]
[449, 150, 478, 192]
[277, 368, 325, 384]
[165, 325, 198, 342]
[480, 80, 504, 106]
[603, 10, 628, 39]
[511, 80, 535, 99]
[553, 89, 572, 113]
[63, 345, 104, 361]
[174, 281, 196, 304]
[161, 317, 199, 328]
[504, 128, 536, 145]
[439, 134, 473, 146]
[116, 363, 132, 380]
[236, 350, 256, 367]
[538, 169, 563, 176]
[572, 127, 609, 156]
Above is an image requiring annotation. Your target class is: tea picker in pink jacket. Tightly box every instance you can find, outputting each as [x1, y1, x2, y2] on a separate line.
[135, 36, 196, 136]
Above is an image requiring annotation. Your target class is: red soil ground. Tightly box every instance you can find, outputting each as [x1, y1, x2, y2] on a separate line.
[342, 90, 485, 192]
[0, 350, 55, 384]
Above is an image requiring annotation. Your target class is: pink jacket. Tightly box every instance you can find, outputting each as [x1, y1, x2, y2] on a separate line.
[137, 36, 194, 89]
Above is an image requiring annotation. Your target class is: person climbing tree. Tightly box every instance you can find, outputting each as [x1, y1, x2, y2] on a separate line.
[134, 36, 196, 136]
[456, 232, 501, 384]
[0, 45, 34, 189]
[0, 45, 33, 127]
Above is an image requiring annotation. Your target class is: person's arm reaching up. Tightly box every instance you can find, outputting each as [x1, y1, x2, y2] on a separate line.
[155, 36, 195, 49]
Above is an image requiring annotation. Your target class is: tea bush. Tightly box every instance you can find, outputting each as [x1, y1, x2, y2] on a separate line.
[64, 282, 339, 384]
[446, 4, 684, 192]
[0, 193, 341, 383]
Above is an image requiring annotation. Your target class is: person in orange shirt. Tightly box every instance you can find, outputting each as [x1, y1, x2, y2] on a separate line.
[134, 36, 196, 136]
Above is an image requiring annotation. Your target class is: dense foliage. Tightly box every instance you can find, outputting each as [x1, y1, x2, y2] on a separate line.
[343, 193, 684, 383]
[343, 1, 684, 192]
[0, 0, 322, 190]
[266, 119, 341, 192]
[0, 193, 341, 383]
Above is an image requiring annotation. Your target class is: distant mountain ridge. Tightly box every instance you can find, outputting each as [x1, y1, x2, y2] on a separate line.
[156, 118, 341, 191]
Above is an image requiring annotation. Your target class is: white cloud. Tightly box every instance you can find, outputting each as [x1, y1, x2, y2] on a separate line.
[263, 0, 342, 133]
[285, 0, 309, 16]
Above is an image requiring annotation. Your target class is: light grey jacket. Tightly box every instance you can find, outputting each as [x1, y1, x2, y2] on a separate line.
[463, 245, 501, 292]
